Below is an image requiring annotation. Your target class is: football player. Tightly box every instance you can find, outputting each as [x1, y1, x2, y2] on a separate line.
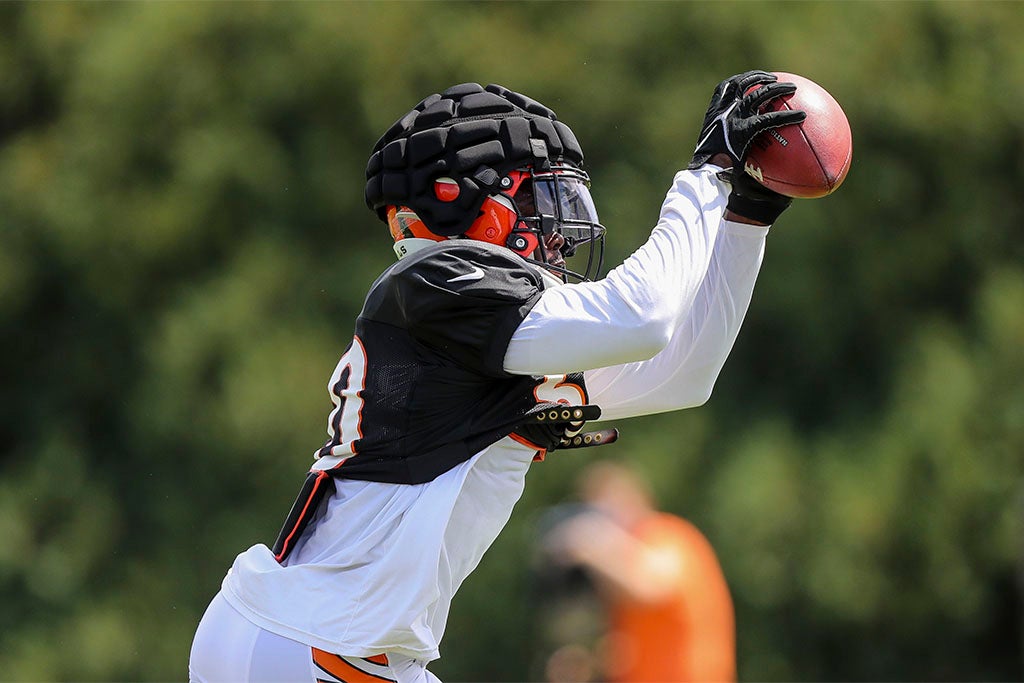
[190, 72, 804, 683]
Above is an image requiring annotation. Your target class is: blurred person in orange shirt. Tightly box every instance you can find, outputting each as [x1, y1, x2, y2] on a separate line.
[543, 460, 735, 683]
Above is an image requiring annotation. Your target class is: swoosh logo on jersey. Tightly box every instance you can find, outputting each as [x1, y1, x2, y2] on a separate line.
[447, 266, 485, 283]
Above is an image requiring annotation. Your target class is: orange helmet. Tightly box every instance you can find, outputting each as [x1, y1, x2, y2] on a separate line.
[366, 83, 605, 281]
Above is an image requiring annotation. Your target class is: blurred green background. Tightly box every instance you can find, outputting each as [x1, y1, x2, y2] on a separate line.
[2, 1, 1023, 680]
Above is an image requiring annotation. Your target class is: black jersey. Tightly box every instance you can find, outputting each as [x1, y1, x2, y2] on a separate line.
[315, 240, 589, 485]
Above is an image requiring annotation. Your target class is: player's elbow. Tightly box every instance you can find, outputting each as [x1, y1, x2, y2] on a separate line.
[686, 366, 723, 407]
[690, 383, 715, 408]
[630, 314, 676, 360]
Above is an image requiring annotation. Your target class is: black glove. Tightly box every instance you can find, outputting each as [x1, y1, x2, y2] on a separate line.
[718, 167, 793, 224]
[513, 403, 619, 452]
[689, 70, 807, 170]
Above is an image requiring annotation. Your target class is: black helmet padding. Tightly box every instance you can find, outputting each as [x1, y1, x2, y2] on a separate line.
[365, 83, 584, 237]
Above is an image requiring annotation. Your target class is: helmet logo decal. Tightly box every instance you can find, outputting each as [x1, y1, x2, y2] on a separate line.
[529, 138, 549, 159]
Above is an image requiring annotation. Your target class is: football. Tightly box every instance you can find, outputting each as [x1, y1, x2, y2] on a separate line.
[744, 72, 852, 199]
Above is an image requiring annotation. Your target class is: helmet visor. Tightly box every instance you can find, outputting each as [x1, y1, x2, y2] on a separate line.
[533, 176, 599, 225]
[514, 170, 604, 251]
[511, 167, 606, 281]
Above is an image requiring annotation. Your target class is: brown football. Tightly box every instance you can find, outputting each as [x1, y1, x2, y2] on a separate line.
[744, 72, 853, 199]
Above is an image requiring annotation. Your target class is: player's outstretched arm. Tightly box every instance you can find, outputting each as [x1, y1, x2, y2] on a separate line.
[503, 165, 729, 375]
[504, 71, 795, 404]
[584, 212, 767, 420]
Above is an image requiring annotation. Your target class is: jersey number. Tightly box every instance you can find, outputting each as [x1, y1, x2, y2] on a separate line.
[534, 374, 586, 405]
[324, 337, 367, 456]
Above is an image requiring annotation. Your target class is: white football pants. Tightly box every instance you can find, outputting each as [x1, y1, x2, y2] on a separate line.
[189, 591, 441, 683]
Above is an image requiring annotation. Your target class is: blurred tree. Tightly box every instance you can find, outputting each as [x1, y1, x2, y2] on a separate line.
[0, 1, 1021, 681]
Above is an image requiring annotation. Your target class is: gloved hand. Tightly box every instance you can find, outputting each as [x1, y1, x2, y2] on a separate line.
[688, 70, 807, 170]
[719, 166, 794, 225]
[513, 403, 618, 452]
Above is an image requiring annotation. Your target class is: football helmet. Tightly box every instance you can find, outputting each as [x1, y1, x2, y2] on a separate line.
[386, 164, 604, 282]
[366, 83, 606, 282]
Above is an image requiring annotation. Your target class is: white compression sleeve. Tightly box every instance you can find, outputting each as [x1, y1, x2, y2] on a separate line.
[503, 166, 770, 421]
[583, 219, 767, 420]
[503, 166, 730, 375]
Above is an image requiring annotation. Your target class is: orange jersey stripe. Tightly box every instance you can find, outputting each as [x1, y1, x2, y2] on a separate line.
[273, 471, 331, 563]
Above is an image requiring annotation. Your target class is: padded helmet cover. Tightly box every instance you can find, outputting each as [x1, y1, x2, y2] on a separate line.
[365, 83, 585, 237]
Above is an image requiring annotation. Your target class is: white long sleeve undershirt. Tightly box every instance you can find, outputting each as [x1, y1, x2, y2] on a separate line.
[503, 165, 769, 421]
